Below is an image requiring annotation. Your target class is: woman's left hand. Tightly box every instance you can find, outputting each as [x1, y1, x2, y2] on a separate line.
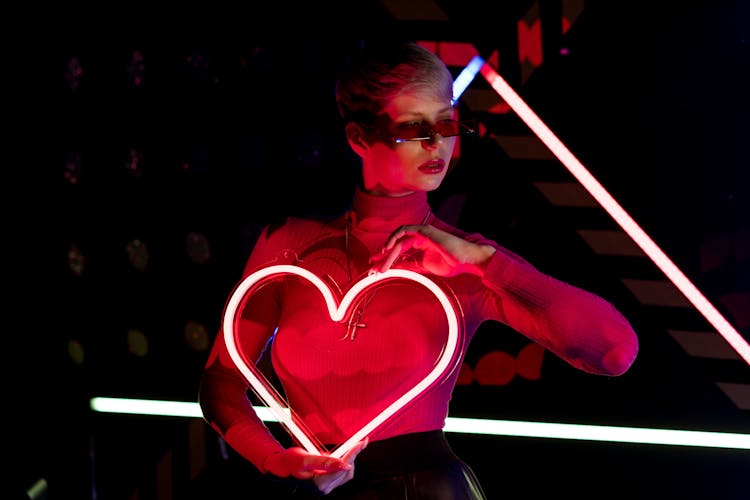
[312, 439, 369, 495]
[369, 224, 496, 277]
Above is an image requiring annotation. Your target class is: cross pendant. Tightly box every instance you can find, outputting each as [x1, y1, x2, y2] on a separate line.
[343, 315, 366, 341]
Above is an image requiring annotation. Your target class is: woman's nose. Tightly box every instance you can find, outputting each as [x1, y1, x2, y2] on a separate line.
[421, 133, 445, 149]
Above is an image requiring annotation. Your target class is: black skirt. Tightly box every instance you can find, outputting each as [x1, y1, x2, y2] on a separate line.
[290, 430, 487, 500]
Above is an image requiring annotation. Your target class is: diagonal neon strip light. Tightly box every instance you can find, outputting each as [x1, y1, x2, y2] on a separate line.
[89, 397, 750, 450]
[469, 56, 750, 366]
[452, 55, 485, 104]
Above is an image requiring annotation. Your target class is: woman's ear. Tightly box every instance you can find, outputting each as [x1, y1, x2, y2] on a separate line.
[345, 122, 368, 156]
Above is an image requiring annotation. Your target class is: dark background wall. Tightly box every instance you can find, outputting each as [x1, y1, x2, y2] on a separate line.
[10, 1, 749, 498]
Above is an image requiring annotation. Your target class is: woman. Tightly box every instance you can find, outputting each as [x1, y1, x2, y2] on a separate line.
[198, 38, 639, 499]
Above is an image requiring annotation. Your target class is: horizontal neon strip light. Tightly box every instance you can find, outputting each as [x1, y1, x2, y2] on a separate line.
[475, 58, 750, 366]
[445, 417, 750, 449]
[90, 398, 750, 450]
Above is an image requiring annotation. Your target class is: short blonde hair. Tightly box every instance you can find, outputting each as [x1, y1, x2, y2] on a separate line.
[335, 39, 454, 125]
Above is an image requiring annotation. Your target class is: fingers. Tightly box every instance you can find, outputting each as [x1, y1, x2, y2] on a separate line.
[342, 437, 369, 463]
[312, 439, 369, 495]
[268, 448, 352, 480]
[304, 455, 352, 475]
[371, 225, 422, 273]
[353, 437, 369, 459]
[375, 242, 403, 273]
[318, 457, 352, 475]
[314, 469, 354, 495]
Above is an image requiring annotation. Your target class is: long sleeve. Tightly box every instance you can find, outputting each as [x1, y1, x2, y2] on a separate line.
[198, 226, 292, 473]
[199, 346, 285, 472]
[198, 216, 351, 472]
[479, 243, 639, 376]
[199, 297, 288, 472]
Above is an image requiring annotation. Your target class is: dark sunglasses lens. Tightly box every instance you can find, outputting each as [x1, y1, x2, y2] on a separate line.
[402, 129, 424, 140]
[434, 120, 461, 137]
[395, 125, 424, 141]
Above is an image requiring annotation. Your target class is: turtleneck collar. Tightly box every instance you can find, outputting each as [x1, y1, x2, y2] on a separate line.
[350, 186, 431, 225]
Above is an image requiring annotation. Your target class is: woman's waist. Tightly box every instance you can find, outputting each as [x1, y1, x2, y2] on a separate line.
[328, 429, 460, 479]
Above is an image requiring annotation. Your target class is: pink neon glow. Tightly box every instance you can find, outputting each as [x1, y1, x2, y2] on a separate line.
[222, 264, 461, 459]
[478, 62, 750, 366]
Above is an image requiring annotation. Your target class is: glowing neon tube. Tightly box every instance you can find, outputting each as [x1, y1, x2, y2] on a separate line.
[475, 58, 750, 366]
[89, 397, 750, 450]
[452, 55, 484, 104]
[221, 265, 460, 459]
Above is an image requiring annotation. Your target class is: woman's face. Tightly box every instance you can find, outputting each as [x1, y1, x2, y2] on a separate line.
[357, 91, 457, 197]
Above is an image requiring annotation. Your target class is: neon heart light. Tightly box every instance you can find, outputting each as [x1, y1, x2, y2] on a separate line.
[222, 264, 461, 459]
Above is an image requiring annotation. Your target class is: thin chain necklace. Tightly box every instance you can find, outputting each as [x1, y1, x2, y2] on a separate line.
[340, 207, 432, 341]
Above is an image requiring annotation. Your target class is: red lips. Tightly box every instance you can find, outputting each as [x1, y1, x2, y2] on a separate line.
[419, 159, 445, 173]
